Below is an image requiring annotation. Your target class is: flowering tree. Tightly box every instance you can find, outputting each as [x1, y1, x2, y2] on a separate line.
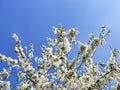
[0, 25, 120, 90]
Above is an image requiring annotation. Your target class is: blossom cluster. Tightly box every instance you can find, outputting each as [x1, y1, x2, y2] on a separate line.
[0, 25, 120, 90]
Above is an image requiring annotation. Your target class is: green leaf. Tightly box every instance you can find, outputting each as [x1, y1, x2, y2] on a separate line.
[57, 29, 66, 33]
[24, 87, 30, 90]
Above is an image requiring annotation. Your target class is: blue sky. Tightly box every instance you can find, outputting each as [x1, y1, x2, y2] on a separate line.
[0, 0, 120, 88]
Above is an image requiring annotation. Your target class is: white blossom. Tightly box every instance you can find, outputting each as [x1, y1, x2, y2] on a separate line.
[0, 26, 120, 90]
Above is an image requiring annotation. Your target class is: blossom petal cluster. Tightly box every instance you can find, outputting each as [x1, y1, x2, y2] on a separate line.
[0, 25, 120, 90]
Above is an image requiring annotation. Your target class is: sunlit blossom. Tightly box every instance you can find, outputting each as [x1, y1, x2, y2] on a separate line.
[0, 26, 120, 90]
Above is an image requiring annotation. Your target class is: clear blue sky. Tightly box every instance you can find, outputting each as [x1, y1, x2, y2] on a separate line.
[0, 0, 120, 88]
